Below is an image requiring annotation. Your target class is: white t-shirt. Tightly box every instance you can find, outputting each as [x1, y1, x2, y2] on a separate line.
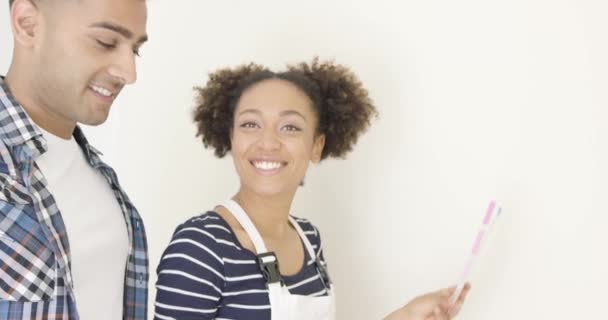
[35, 128, 128, 320]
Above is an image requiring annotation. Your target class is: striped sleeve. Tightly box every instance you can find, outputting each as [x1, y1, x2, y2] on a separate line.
[310, 224, 325, 260]
[294, 217, 325, 261]
[154, 221, 225, 320]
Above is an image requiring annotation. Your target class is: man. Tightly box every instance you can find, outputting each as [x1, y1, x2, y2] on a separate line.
[1, 0, 149, 319]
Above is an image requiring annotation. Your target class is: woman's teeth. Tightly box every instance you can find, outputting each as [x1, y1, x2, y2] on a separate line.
[253, 161, 282, 170]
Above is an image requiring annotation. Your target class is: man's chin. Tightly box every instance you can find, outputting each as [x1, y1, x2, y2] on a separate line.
[80, 112, 111, 127]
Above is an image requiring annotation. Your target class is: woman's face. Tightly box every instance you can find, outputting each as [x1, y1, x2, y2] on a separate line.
[231, 79, 325, 198]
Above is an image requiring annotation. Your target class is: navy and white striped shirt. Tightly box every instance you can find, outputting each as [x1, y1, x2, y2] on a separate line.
[154, 211, 330, 320]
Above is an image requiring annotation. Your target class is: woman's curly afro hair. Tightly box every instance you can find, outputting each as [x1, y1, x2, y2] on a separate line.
[193, 57, 378, 160]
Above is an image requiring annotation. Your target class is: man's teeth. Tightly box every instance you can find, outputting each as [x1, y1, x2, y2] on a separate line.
[253, 161, 282, 170]
[90, 85, 112, 97]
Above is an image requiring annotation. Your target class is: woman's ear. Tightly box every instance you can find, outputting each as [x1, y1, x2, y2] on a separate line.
[311, 134, 325, 163]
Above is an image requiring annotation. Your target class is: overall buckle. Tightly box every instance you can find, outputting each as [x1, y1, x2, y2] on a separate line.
[257, 252, 282, 285]
[316, 260, 332, 289]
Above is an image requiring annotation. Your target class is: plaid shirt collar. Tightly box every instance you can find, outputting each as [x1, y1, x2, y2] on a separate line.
[0, 76, 103, 165]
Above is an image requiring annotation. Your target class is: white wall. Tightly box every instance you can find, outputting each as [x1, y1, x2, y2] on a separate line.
[2, 0, 607, 319]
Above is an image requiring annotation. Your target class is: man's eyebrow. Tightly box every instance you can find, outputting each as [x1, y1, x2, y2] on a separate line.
[90, 22, 148, 43]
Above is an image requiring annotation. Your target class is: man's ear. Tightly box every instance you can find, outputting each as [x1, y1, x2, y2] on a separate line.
[11, 0, 41, 48]
[311, 134, 325, 163]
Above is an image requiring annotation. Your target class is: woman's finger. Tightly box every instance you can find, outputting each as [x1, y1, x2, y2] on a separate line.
[457, 283, 471, 303]
[433, 306, 445, 320]
[448, 283, 471, 317]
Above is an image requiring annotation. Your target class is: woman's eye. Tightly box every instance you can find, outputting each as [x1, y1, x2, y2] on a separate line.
[282, 125, 301, 132]
[240, 122, 259, 128]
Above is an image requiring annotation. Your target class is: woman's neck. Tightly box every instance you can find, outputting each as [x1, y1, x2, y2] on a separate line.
[232, 188, 296, 239]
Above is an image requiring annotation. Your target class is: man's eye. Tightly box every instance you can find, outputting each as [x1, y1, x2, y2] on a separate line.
[96, 39, 117, 49]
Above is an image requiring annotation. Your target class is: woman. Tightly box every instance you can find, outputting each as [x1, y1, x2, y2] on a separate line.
[154, 58, 470, 320]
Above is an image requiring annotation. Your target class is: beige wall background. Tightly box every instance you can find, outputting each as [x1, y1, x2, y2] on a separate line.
[1, 0, 607, 319]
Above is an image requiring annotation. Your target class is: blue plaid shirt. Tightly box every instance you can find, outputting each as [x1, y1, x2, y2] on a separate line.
[0, 77, 149, 319]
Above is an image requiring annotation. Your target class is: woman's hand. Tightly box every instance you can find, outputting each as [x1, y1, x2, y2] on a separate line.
[383, 283, 471, 320]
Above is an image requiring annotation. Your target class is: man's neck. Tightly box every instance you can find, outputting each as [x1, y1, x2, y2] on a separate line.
[5, 65, 76, 139]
